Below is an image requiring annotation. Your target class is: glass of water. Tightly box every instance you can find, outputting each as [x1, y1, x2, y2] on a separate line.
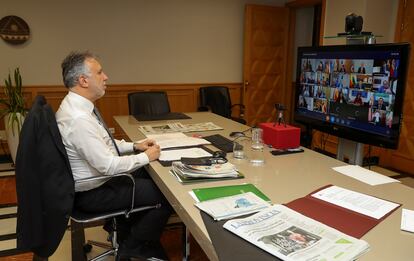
[251, 127, 264, 150]
[250, 127, 265, 165]
[250, 147, 265, 166]
[233, 138, 248, 159]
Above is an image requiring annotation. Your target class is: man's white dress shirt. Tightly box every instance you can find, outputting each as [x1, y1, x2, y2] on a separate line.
[56, 91, 149, 191]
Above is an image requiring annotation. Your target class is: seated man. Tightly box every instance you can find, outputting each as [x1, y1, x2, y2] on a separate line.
[376, 97, 387, 111]
[56, 51, 172, 260]
[357, 63, 366, 74]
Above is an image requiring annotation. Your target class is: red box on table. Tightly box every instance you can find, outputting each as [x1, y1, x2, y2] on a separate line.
[259, 123, 300, 149]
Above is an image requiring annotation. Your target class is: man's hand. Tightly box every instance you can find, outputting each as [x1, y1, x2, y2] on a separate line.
[134, 139, 156, 152]
[144, 144, 161, 161]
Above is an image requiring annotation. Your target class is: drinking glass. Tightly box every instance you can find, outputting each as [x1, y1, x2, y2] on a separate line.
[233, 138, 248, 159]
[251, 128, 264, 150]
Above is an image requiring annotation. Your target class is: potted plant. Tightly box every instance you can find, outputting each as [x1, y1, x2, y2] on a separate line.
[0, 68, 26, 163]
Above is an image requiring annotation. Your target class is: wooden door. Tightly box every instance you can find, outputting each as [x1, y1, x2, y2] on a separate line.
[380, 0, 414, 175]
[243, 5, 290, 126]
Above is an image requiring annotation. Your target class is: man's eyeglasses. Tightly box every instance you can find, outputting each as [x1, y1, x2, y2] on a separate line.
[208, 157, 228, 165]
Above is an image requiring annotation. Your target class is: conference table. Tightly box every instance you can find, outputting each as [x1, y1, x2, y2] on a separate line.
[114, 112, 414, 261]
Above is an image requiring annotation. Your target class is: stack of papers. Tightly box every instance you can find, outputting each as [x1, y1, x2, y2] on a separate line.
[159, 147, 212, 162]
[170, 161, 243, 183]
[146, 132, 210, 149]
[195, 192, 271, 221]
[172, 162, 239, 178]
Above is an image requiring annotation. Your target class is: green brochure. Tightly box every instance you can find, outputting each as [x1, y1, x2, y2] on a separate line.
[192, 183, 271, 202]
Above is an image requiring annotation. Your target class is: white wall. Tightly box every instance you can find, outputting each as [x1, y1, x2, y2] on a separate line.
[293, 7, 314, 80]
[0, 0, 285, 85]
[323, 0, 398, 45]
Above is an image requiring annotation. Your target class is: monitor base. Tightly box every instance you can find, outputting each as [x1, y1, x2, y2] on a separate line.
[337, 138, 364, 166]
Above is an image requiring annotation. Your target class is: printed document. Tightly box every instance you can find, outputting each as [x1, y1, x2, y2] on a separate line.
[332, 165, 400, 185]
[401, 208, 414, 233]
[159, 147, 211, 161]
[146, 132, 210, 149]
[311, 185, 399, 219]
[224, 204, 370, 261]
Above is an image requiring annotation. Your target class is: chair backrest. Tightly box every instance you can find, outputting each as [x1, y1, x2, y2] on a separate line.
[199, 86, 232, 118]
[128, 91, 171, 115]
[15, 95, 74, 257]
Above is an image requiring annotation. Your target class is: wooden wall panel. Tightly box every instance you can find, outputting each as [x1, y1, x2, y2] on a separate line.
[377, 0, 414, 175]
[167, 89, 197, 113]
[0, 83, 242, 141]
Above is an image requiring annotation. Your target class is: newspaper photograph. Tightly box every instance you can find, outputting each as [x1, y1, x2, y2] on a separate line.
[223, 204, 370, 261]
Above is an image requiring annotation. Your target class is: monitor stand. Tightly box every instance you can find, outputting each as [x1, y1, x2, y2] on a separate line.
[333, 32, 374, 166]
[336, 138, 364, 165]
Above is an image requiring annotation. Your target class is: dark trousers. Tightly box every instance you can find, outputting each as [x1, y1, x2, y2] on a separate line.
[74, 169, 172, 243]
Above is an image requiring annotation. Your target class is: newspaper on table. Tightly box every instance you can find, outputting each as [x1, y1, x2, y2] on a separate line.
[184, 122, 223, 132]
[223, 204, 370, 261]
[138, 122, 222, 135]
[138, 122, 186, 134]
[195, 192, 271, 221]
[171, 161, 239, 179]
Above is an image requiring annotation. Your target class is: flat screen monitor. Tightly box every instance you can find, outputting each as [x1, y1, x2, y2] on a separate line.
[294, 43, 410, 149]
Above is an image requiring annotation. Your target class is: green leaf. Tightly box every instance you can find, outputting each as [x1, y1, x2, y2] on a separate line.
[2, 67, 26, 122]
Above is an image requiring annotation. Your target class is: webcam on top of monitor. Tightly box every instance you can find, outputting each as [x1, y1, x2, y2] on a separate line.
[337, 13, 372, 37]
[345, 13, 363, 34]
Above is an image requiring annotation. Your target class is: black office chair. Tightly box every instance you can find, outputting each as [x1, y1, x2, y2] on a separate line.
[70, 176, 159, 261]
[198, 86, 246, 124]
[128, 91, 171, 115]
[15, 96, 159, 261]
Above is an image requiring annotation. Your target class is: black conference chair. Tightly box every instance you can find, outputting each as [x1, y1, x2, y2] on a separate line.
[70, 176, 159, 261]
[198, 86, 246, 124]
[15, 96, 159, 261]
[128, 91, 171, 115]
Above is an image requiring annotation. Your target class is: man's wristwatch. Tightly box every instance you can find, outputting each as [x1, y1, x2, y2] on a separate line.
[133, 142, 140, 153]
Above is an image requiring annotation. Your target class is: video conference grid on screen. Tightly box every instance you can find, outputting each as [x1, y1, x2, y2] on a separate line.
[297, 53, 401, 136]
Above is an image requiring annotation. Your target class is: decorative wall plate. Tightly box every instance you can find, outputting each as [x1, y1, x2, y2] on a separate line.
[0, 15, 30, 45]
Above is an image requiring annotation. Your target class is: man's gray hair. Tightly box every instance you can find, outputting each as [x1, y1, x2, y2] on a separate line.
[61, 51, 96, 88]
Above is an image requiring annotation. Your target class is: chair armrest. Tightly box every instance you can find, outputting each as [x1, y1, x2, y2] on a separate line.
[75, 173, 137, 217]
